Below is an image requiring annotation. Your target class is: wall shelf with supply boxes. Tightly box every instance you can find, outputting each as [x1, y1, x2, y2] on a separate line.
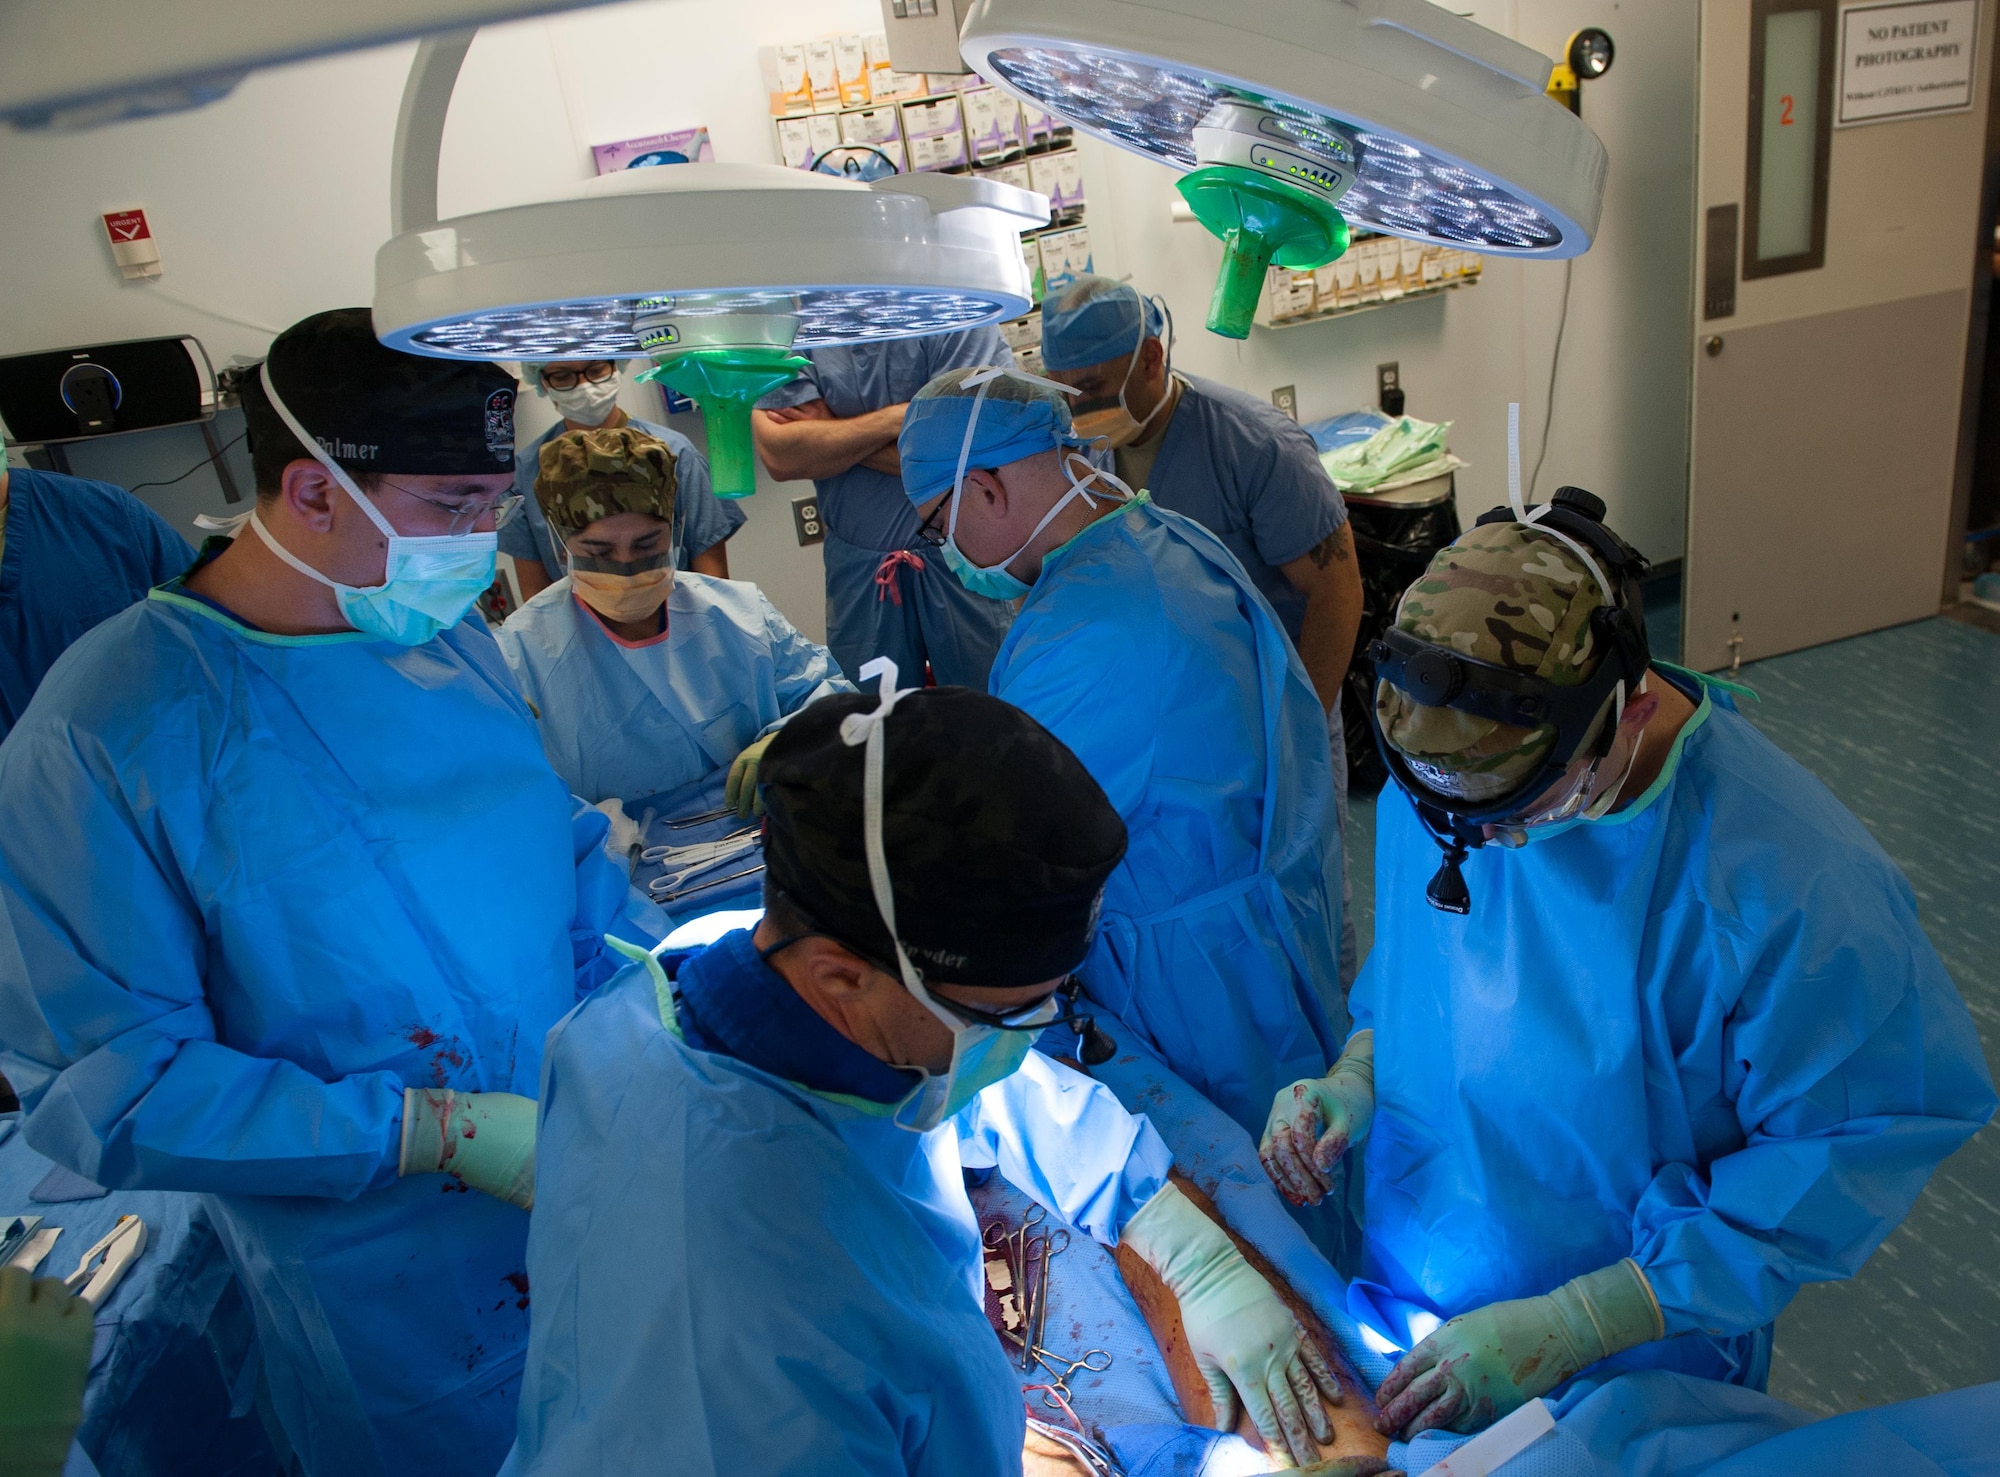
[1256, 233, 1484, 331]
[760, 29, 1092, 373]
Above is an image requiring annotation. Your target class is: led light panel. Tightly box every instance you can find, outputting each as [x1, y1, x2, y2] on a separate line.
[989, 46, 1563, 250]
[404, 289, 1009, 361]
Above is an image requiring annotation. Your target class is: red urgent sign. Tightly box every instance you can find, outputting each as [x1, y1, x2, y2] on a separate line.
[101, 209, 151, 242]
[101, 208, 162, 278]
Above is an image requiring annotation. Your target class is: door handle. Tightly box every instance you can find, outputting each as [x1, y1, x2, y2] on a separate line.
[1705, 336, 1725, 356]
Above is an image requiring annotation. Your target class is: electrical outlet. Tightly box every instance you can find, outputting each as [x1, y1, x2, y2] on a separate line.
[1377, 361, 1405, 417]
[1270, 385, 1298, 422]
[792, 495, 826, 547]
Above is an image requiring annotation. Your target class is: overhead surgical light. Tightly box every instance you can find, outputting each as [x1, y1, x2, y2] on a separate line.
[373, 36, 1044, 496]
[0, 1, 620, 131]
[959, 0, 1608, 337]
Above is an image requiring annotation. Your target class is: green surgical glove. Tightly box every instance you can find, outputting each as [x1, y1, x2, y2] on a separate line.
[1122, 1182, 1342, 1467]
[0, 1268, 95, 1477]
[399, 1089, 538, 1210]
[1374, 1260, 1664, 1439]
[1261, 1030, 1373, 1207]
[725, 732, 778, 818]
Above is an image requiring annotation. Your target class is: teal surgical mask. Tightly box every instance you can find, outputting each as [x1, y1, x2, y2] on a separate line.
[941, 452, 1133, 601]
[928, 366, 1132, 601]
[892, 996, 1054, 1132]
[251, 374, 498, 646]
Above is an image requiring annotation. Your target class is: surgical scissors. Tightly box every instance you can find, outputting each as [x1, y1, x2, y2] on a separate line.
[1035, 1346, 1112, 1388]
[652, 862, 765, 904]
[645, 836, 762, 895]
[641, 825, 759, 865]
[1028, 1227, 1069, 1358]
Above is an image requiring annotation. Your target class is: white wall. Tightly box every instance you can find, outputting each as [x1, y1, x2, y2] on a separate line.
[0, 0, 1697, 632]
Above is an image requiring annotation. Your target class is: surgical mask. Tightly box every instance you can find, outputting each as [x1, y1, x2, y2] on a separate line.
[571, 564, 672, 624]
[250, 374, 497, 646]
[1070, 310, 1174, 450]
[546, 374, 622, 426]
[839, 655, 1056, 1133]
[938, 368, 1134, 601]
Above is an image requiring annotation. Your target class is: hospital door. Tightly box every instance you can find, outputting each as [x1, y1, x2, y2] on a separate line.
[1686, 0, 1992, 668]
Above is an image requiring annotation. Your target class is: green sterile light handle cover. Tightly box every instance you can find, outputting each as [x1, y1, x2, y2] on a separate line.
[1176, 164, 1351, 340]
[642, 347, 811, 498]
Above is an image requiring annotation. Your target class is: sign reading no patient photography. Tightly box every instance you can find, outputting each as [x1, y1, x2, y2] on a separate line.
[1838, 0, 1979, 126]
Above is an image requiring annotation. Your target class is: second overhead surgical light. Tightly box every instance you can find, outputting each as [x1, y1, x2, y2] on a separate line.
[961, 0, 1609, 337]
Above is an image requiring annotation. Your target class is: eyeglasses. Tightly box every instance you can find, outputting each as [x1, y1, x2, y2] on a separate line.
[377, 481, 523, 536]
[936, 978, 1117, 1064]
[928, 980, 1110, 1035]
[912, 474, 998, 550]
[914, 499, 950, 549]
[760, 906, 1120, 1064]
[540, 361, 617, 392]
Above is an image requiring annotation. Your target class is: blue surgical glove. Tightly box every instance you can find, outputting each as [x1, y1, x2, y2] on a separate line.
[1260, 1030, 1373, 1206]
[1121, 1182, 1342, 1467]
[1374, 1260, 1664, 1439]
[399, 1089, 538, 1210]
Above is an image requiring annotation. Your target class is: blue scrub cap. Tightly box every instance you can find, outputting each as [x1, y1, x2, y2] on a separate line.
[1039, 276, 1166, 372]
[898, 367, 1091, 505]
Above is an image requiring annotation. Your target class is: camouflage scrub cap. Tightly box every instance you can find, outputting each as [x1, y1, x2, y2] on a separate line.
[534, 424, 678, 540]
[1376, 521, 1609, 800]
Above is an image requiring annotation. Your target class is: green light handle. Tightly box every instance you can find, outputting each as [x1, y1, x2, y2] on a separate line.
[699, 404, 763, 501]
[1175, 163, 1350, 342]
[640, 348, 811, 498]
[1209, 227, 1278, 339]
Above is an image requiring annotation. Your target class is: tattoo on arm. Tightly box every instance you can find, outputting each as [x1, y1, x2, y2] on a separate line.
[1308, 531, 1351, 568]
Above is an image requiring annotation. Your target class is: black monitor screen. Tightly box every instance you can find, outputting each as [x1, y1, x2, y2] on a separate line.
[0, 337, 207, 444]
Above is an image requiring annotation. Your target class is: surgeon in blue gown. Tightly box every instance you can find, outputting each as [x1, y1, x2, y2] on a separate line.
[508, 679, 1347, 1475]
[501, 358, 743, 601]
[0, 465, 193, 740]
[751, 330, 1019, 690]
[1041, 277, 1365, 985]
[894, 368, 1347, 1171]
[496, 424, 850, 810]
[0, 310, 658, 1477]
[1261, 513, 1996, 1441]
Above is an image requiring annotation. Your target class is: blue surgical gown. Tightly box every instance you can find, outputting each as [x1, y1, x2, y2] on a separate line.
[991, 498, 1346, 1141]
[505, 944, 1172, 1476]
[758, 331, 1019, 688]
[0, 467, 194, 739]
[0, 583, 652, 1477]
[495, 572, 852, 806]
[499, 416, 745, 573]
[1393, 1372, 2000, 1477]
[1108, 375, 1345, 643]
[1350, 670, 1996, 1388]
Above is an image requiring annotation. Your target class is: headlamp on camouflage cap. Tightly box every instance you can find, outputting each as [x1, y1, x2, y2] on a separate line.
[1368, 486, 1650, 915]
[534, 425, 679, 544]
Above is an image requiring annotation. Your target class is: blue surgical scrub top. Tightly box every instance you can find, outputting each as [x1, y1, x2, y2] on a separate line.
[0, 467, 194, 738]
[1105, 375, 1346, 642]
[758, 329, 1015, 552]
[0, 578, 653, 1477]
[500, 416, 745, 572]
